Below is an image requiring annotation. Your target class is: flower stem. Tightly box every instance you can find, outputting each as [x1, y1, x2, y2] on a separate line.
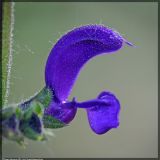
[2, 2, 15, 107]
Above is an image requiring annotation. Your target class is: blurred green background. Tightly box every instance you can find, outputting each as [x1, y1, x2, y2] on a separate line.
[2, 2, 158, 158]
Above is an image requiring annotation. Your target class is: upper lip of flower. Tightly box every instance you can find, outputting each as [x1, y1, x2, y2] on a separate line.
[45, 24, 125, 102]
[43, 24, 132, 134]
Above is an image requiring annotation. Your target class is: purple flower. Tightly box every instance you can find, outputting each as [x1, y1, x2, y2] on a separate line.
[44, 24, 131, 134]
[2, 25, 132, 143]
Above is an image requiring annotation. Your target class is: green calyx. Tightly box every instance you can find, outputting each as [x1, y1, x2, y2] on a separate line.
[2, 87, 67, 145]
[43, 115, 67, 129]
[2, 106, 25, 145]
[34, 87, 53, 108]
[19, 111, 46, 141]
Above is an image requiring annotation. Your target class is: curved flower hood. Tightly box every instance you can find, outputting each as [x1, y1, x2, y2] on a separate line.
[45, 25, 124, 101]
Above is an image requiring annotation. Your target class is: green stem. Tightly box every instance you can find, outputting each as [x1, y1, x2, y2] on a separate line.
[2, 2, 15, 107]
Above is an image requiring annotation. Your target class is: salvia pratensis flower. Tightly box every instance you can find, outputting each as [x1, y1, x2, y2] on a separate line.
[2, 24, 133, 145]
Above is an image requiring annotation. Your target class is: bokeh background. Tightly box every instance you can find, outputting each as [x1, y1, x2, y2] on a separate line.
[2, 2, 158, 158]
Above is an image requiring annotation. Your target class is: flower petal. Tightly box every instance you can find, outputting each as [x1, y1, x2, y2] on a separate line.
[45, 25, 124, 101]
[86, 91, 120, 134]
[44, 101, 77, 124]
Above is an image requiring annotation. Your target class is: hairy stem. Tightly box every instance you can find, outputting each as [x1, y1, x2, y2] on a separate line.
[2, 2, 15, 107]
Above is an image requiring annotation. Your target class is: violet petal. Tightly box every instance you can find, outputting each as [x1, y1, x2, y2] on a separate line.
[45, 25, 124, 101]
[44, 100, 77, 124]
[86, 91, 120, 134]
